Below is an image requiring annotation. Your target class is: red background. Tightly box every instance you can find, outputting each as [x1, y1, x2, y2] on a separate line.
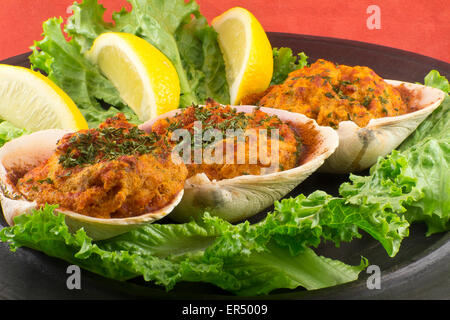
[0, 0, 449, 63]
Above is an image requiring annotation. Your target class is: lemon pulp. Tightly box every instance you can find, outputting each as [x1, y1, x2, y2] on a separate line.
[0, 64, 88, 131]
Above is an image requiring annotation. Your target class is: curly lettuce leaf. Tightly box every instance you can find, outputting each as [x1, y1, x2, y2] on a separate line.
[66, 0, 229, 107]
[340, 82, 449, 235]
[399, 95, 450, 151]
[340, 152, 422, 213]
[30, 17, 139, 127]
[392, 71, 450, 234]
[265, 190, 409, 258]
[271, 48, 308, 85]
[340, 152, 423, 245]
[102, 214, 367, 295]
[0, 205, 139, 280]
[423, 70, 450, 93]
[399, 66, 449, 149]
[0, 120, 29, 147]
[64, 0, 114, 52]
[174, 15, 230, 106]
[0, 206, 366, 296]
[401, 139, 450, 234]
[400, 69, 449, 150]
[343, 139, 449, 236]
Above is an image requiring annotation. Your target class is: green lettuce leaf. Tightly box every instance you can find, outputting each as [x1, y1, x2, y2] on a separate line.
[102, 214, 367, 295]
[392, 70, 450, 234]
[271, 48, 308, 85]
[66, 0, 230, 107]
[174, 15, 230, 106]
[399, 96, 450, 150]
[423, 70, 450, 93]
[266, 190, 410, 257]
[401, 139, 450, 235]
[64, 0, 114, 53]
[0, 206, 366, 296]
[340, 152, 422, 213]
[343, 139, 449, 236]
[30, 17, 139, 128]
[399, 69, 449, 151]
[0, 205, 139, 280]
[0, 120, 29, 147]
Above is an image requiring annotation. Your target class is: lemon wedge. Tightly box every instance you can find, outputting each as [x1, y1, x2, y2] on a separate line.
[212, 7, 273, 105]
[86, 32, 180, 121]
[0, 64, 88, 131]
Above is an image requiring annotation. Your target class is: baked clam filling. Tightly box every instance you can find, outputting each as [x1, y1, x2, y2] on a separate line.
[151, 100, 308, 181]
[16, 114, 188, 219]
[242, 59, 416, 128]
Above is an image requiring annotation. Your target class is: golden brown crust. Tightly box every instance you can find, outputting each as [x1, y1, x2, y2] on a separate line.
[17, 115, 188, 219]
[151, 101, 303, 181]
[250, 59, 408, 128]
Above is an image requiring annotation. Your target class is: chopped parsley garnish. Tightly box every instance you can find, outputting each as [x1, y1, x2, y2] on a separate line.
[58, 126, 160, 168]
[37, 178, 53, 184]
[379, 96, 388, 105]
[341, 80, 353, 86]
[162, 104, 302, 156]
[362, 96, 372, 107]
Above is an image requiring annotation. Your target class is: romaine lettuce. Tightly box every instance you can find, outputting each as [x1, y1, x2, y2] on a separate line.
[271, 48, 308, 85]
[0, 120, 29, 147]
[396, 70, 450, 234]
[401, 139, 450, 234]
[30, 18, 139, 128]
[0, 205, 367, 296]
[30, 0, 230, 124]
[423, 70, 450, 93]
[65, 0, 230, 108]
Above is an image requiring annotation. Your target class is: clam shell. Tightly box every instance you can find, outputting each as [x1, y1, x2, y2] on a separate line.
[140, 105, 339, 223]
[320, 80, 446, 173]
[0, 130, 184, 240]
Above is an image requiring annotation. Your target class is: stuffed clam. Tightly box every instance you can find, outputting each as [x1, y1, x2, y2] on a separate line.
[242, 59, 446, 173]
[0, 114, 186, 240]
[140, 100, 339, 222]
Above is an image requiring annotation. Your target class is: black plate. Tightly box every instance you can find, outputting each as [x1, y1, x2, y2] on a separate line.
[0, 33, 449, 300]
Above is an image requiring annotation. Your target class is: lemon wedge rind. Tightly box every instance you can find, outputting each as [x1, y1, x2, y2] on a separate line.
[212, 7, 273, 105]
[86, 32, 180, 121]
